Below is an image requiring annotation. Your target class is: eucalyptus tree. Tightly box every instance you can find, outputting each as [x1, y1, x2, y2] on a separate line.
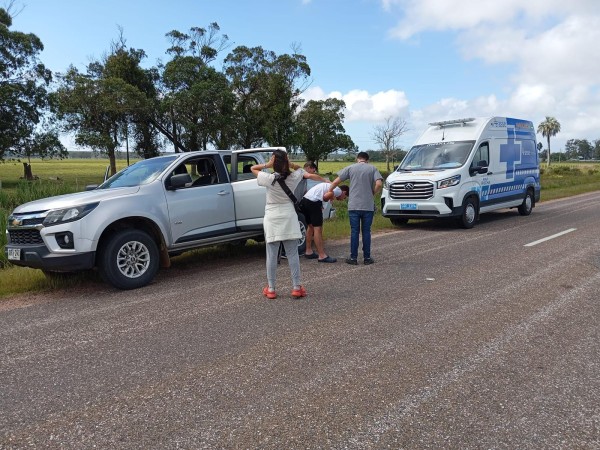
[537, 116, 561, 167]
[101, 37, 162, 160]
[0, 6, 66, 172]
[295, 98, 356, 165]
[159, 23, 233, 151]
[56, 40, 154, 175]
[161, 54, 234, 151]
[223, 45, 311, 149]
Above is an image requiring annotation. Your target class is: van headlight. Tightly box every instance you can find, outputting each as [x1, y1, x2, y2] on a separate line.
[437, 175, 461, 189]
[43, 202, 99, 226]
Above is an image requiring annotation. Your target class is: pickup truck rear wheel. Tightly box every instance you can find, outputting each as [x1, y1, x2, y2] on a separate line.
[297, 212, 307, 255]
[99, 229, 159, 290]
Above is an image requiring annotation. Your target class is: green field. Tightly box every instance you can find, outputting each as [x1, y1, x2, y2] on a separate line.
[1, 157, 599, 298]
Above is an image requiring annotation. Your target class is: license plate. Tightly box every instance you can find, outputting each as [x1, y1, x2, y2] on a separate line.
[400, 203, 417, 210]
[7, 248, 21, 261]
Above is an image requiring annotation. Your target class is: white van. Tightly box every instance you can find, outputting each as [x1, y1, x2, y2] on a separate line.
[381, 117, 540, 228]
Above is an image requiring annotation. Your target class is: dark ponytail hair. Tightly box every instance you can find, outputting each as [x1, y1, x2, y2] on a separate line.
[272, 149, 291, 181]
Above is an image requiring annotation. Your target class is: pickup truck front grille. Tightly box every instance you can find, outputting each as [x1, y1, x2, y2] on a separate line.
[389, 181, 434, 200]
[8, 229, 43, 245]
[20, 217, 45, 226]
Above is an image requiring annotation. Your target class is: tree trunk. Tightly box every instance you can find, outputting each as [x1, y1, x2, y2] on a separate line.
[23, 163, 34, 180]
[547, 136, 551, 167]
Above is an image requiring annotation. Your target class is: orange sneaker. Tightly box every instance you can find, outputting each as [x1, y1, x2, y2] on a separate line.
[291, 286, 307, 299]
[263, 286, 277, 299]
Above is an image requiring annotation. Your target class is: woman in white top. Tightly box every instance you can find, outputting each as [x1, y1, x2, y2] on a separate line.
[251, 149, 307, 299]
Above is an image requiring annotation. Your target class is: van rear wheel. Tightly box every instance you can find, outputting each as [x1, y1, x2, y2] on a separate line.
[518, 189, 534, 216]
[457, 196, 478, 229]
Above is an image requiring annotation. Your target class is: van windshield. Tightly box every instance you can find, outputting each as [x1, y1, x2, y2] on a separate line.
[98, 155, 179, 189]
[399, 140, 475, 171]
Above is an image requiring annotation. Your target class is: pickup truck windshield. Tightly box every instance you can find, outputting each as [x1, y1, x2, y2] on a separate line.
[399, 140, 475, 171]
[99, 156, 179, 189]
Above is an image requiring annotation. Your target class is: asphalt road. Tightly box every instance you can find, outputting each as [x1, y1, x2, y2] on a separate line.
[1, 192, 599, 449]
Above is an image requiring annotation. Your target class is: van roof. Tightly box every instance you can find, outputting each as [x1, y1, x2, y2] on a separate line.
[416, 117, 535, 145]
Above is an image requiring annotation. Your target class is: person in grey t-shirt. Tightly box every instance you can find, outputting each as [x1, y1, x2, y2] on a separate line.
[328, 152, 383, 265]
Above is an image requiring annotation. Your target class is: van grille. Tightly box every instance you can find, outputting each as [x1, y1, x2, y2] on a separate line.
[9, 230, 43, 245]
[389, 181, 434, 200]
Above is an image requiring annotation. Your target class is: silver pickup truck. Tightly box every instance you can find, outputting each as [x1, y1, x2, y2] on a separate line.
[5, 147, 308, 290]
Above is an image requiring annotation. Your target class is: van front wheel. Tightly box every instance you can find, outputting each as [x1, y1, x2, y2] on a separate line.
[457, 197, 478, 229]
[518, 189, 534, 216]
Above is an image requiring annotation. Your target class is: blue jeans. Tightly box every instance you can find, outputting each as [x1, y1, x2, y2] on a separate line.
[349, 210, 374, 260]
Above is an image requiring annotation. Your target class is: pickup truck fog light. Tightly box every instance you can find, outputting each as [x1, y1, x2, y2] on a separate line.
[56, 232, 74, 249]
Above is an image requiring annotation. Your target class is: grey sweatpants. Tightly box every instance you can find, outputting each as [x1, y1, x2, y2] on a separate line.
[266, 240, 301, 290]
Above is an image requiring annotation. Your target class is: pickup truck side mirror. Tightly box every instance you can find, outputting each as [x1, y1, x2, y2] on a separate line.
[168, 173, 192, 190]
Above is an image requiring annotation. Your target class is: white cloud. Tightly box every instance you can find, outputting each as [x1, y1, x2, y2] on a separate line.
[380, 0, 600, 150]
[300, 88, 409, 122]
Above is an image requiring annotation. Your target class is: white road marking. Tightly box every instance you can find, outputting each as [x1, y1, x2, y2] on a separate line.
[524, 228, 577, 247]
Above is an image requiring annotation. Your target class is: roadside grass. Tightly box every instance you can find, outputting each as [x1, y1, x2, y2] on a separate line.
[538, 165, 600, 201]
[1, 158, 599, 298]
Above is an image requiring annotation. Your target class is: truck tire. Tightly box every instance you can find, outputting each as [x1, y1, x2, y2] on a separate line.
[99, 229, 159, 290]
[297, 212, 307, 255]
[457, 196, 478, 229]
[390, 217, 409, 226]
[518, 189, 534, 216]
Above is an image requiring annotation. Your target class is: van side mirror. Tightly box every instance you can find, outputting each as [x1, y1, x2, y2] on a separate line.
[469, 160, 488, 176]
[84, 184, 99, 191]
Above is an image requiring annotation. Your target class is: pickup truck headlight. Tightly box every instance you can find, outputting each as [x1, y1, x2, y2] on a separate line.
[437, 175, 461, 189]
[43, 202, 99, 226]
[384, 179, 390, 189]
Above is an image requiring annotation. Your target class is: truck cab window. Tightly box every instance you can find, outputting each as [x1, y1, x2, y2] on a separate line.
[192, 158, 219, 186]
[237, 157, 259, 180]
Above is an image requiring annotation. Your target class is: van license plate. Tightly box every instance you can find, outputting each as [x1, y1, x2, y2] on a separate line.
[401, 203, 417, 210]
[7, 248, 21, 260]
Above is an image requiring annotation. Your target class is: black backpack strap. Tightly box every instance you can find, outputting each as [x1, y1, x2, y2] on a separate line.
[276, 177, 299, 205]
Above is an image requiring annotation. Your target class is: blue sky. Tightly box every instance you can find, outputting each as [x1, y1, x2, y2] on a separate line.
[10, 0, 600, 152]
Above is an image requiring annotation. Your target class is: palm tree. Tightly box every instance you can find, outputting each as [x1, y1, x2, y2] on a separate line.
[537, 116, 561, 167]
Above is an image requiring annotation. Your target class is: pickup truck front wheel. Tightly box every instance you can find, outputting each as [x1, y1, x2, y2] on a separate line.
[99, 229, 159, 290]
